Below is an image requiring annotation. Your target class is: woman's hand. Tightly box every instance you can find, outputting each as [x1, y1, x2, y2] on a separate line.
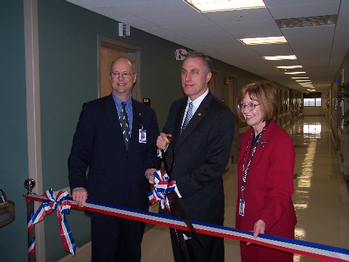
[247, 219, 266, 245]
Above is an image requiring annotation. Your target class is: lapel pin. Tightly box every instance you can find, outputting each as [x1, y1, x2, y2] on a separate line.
[259, 138, 266, 148]
[198, 113, 201, 116]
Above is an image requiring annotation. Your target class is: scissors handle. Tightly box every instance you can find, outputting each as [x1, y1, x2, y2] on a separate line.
[161, 136, 174, 179]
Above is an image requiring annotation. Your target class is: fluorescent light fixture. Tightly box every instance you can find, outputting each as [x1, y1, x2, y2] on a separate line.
[263, 55, 297, 61]
[300, 84, 314, 88]
[284, 71, 306, 75]
[276, 65, 302, 69]
[239, 36, 287, 45]
[292, 76, 309, 79]
[296, 79, 310, 82]
[184, 0, 265, 13]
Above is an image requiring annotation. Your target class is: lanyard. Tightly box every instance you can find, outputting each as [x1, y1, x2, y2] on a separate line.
[240, 124, 267, 199]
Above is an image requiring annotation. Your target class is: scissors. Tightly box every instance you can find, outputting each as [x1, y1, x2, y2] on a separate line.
[162, 136, 203, 262]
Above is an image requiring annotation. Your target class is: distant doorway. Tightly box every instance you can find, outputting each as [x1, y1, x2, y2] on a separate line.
[208, 71, 221, 99]
[229, 76, 239, 163]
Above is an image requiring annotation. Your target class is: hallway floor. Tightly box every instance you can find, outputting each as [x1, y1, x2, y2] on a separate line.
[141, 116, 349, 262]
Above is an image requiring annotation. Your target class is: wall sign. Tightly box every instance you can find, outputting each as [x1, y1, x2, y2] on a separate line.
[175, 49, 187, 60]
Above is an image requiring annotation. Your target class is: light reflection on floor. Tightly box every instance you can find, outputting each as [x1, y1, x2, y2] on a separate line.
[290, 116, 349, 262]
[141, 116, 349, 262]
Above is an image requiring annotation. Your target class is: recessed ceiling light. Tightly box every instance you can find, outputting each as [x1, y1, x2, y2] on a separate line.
[183, 0, 265, 13]
[276, 65, 302, 69]
[284, 71, 306, 75]
[263, 55, 297, 61]
[292, 76, 309, 79]
[239, 36, 287, 45]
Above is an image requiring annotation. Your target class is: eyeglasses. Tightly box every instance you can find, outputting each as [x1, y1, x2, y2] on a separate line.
[111, 71, 135, 79]
[238, 103, 260, 111]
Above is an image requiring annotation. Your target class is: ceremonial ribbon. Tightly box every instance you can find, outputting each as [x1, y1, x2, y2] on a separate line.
[26, 192, 349, 262]
[147, 170, 182, 211]
[27, 211, 35, 257]
[30, 189, 76, 255]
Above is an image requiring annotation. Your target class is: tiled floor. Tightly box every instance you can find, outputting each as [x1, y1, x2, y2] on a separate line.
[141, 116, 349, 262]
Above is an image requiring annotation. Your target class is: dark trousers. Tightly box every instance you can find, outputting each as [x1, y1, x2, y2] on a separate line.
[170, 228, 224, 262]
[91, 215, 146, 262]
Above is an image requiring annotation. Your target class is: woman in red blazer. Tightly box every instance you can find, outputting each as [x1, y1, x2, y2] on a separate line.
[235, 81, 297, 262]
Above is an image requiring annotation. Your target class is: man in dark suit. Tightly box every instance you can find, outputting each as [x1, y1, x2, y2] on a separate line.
[151, 51, 235, 262]
[68, 57, 160, 261]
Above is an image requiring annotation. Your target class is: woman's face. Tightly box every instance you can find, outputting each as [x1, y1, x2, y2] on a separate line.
[240, 94, 265, 133]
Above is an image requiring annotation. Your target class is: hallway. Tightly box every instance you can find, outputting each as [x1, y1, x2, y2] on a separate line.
[141, 116, 349, 262]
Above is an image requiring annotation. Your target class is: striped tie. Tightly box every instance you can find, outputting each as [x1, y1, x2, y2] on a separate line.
[119, 102, 131, 150]
[181, 102, 193, 133]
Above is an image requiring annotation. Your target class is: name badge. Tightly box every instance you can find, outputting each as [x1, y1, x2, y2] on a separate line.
[239, 199, 245, 216]
[139, 129, 146, 143]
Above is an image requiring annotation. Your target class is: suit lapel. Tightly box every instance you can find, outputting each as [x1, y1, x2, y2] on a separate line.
[171, 99, 187, 147]
[175, 92, 213, 149]
[130, 99, 142, 149]
[248, 120, 274, 167]
[104, 94, 121, 134]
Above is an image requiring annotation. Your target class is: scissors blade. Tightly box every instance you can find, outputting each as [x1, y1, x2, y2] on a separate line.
[167, 192, 204, 247]
[176, 228, 190, 262]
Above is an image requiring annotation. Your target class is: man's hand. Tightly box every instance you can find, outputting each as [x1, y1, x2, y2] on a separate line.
[72, 188, 88, 207]
[156, 133, 171, 150]
[146, 168, 158, 184]
[247, 219, 266, 246]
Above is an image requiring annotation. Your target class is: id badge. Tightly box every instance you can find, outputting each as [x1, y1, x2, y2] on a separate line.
[239, 199, 245, 216]
[139, 129, 146, 143]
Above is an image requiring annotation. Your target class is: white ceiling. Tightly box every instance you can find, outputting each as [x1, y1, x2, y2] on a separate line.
[66, 0, 349, 93]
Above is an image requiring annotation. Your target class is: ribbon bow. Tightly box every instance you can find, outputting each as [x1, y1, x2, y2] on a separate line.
[31, 188, 76, 255]
[148, 170, 181, 211]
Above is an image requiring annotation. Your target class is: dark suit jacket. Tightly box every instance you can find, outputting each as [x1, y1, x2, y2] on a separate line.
[235, 119, 297, 236]
[68, 94, 160, 213]
[163, 91, 235, 225]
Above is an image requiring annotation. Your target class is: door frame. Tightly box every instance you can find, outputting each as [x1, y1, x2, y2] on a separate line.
[97, 36, 142, 101]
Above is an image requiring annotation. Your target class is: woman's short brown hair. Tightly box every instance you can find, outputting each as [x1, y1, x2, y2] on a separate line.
[236, 81, 279, 122]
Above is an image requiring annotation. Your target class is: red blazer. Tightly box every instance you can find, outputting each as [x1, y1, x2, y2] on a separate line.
[235, 119, 297, 236]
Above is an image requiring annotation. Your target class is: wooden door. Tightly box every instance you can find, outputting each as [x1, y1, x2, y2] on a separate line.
[208, 73, 216, 96]
[99, 44, 127, 97]
[98, 36, 141, 101]
[229, 76, 239, 163]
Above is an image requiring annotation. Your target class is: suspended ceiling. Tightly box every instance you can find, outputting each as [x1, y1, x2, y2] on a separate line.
[66, 0, 349, 93]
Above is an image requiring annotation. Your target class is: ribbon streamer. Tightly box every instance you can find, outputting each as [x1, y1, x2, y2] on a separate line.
[27, 211, 35, 257]
[26, 192, 349, 261]
[147, 170, 181, 211]
[30, 189, 76, 255]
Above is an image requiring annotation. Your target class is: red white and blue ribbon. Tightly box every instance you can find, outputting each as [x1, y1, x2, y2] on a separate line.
[30, 189, 76, 255]
[27, 210, 35, 257]
[147, 170, 181, 211]
[26, 191, 349, 261]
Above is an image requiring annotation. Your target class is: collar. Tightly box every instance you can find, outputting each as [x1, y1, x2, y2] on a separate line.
[112, 93, 132, 110]
[187, 88, 208, 110]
